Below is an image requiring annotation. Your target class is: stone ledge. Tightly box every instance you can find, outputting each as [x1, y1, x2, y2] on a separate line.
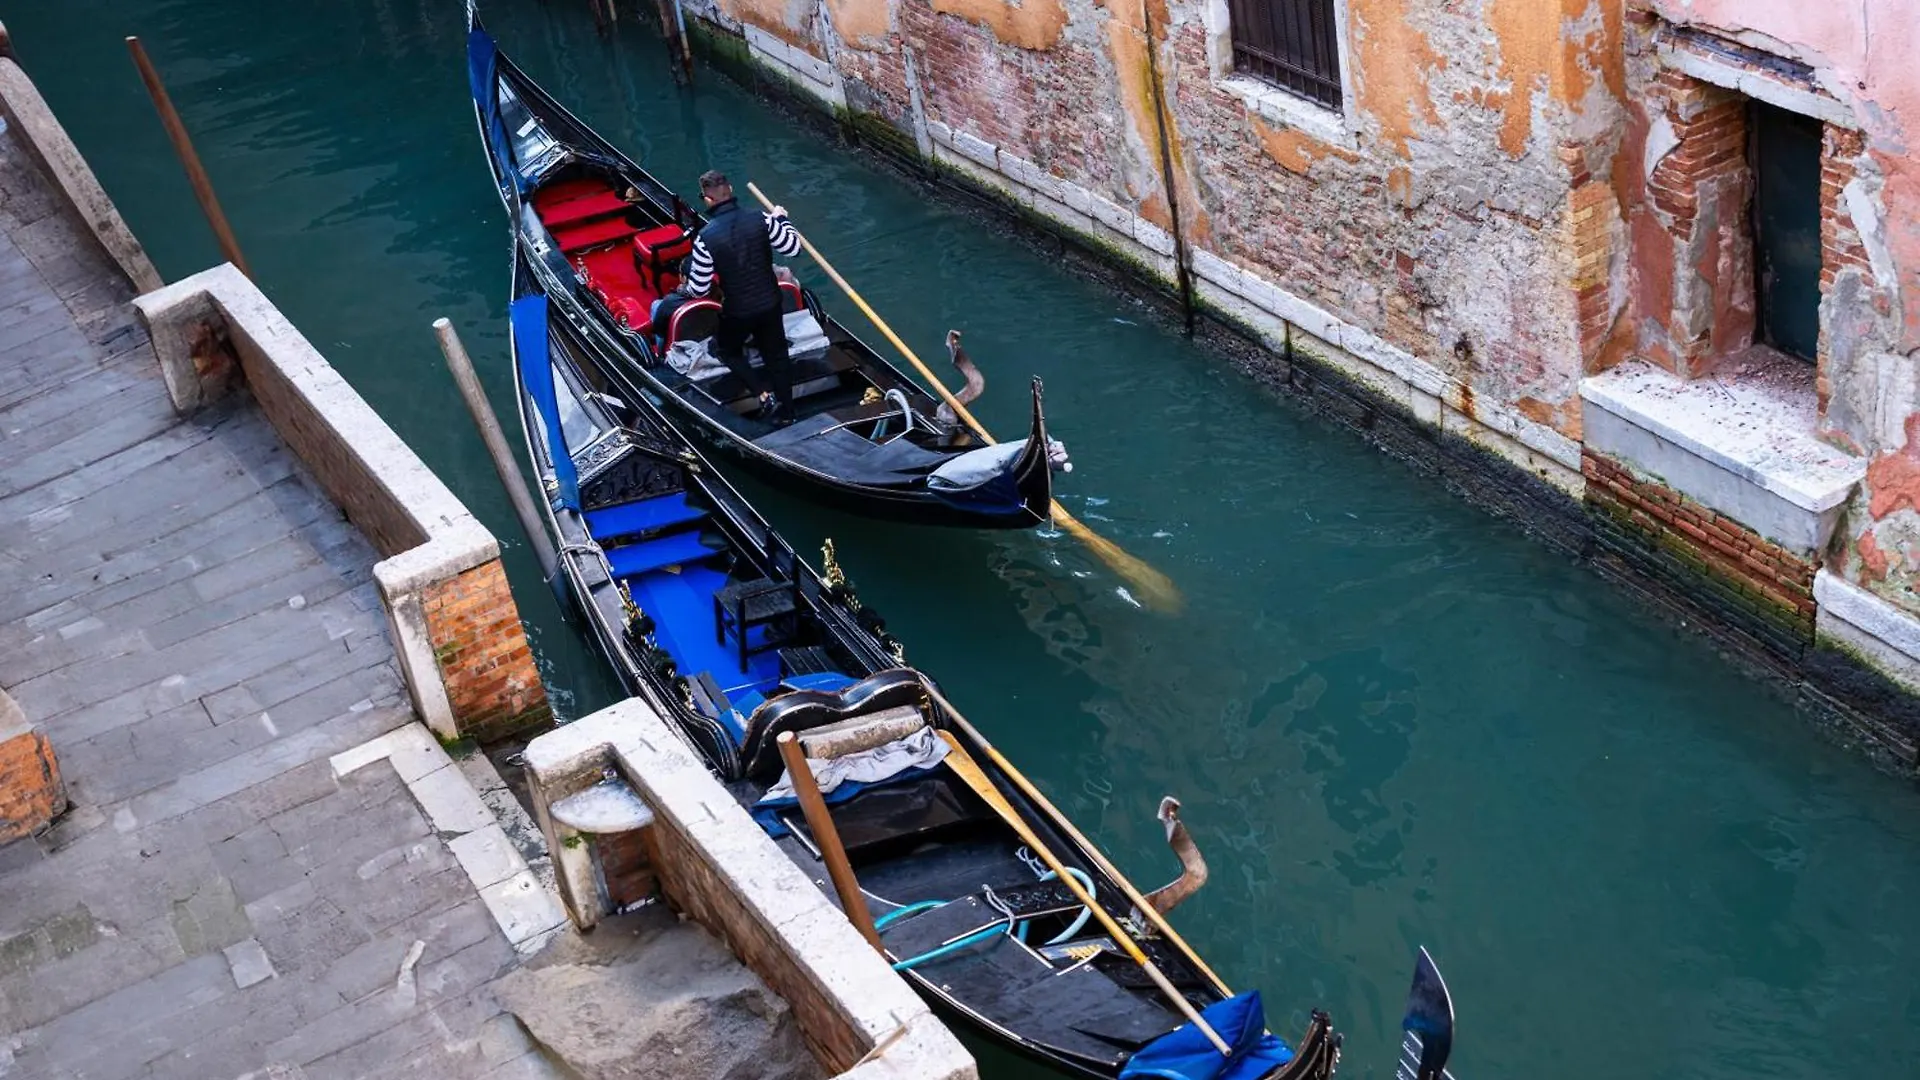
[743, 24, 845, 108]
[1215, 74, 1358, 150]
[133, 265, 542, 741]
[0, 56, 163, 293]
[1816, 571, 1920, 694]
[1655, 33, 1856, 130]
[1580, 359, 1864, 551]
[522, 699, 977, 1080]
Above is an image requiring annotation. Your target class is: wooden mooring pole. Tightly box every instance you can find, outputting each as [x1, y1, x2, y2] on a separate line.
[653, 0, 694, 85]
[126, 36, 252, 279]
[432, 318, 561, 585]
[775, 732, 883, 952]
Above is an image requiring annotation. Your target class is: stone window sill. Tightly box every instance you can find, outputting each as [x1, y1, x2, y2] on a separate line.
[1580, 356, 1865, 552]
[1217, 74, 1357, 152]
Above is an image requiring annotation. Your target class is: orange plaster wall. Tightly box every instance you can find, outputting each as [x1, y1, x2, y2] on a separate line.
[825, 0, 891, 44]
[1103, 0, 1212, 244]
[931, 0, 1068, 51]
[1346, 0, 1442, 158]
[719, 0, 818, 49]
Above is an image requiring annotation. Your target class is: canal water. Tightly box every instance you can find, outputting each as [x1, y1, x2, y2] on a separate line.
[14, 2, 1920, 1076]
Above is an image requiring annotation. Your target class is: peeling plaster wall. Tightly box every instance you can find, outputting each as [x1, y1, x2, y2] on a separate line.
[1641, 1, 1920, 621]
[803, 0, 1629, 451]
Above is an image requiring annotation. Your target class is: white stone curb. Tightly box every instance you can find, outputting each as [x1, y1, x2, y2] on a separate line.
[332, 724, 567, 956]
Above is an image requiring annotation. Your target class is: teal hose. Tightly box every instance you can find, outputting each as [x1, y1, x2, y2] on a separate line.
[891, 924, 1007, 972]
[874, 900, 945, 930]
[1038, 867, 1095, 945]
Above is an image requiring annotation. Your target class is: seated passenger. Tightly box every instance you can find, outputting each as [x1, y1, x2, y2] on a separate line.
[649, 257, 699, 351]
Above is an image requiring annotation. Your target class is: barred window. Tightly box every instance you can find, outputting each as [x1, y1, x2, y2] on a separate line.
[1228, 0, 1342, 110]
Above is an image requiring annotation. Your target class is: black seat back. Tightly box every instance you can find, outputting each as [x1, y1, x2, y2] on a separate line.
[741, 668, 929, 784]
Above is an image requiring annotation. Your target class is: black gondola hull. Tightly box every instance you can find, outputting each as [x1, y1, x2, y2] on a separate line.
[468, 20, 1056, 531]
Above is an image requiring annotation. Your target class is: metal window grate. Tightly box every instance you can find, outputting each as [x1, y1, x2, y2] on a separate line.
[1228, 0, 1342, 110]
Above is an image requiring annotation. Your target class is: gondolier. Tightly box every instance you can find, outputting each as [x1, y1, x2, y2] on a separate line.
[686, 170, 801, 423]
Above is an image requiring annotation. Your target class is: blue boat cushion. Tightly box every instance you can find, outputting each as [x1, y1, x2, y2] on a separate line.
[585, 493, 706, 540]
[1117, 992, 1292, 1080]
[604, 531, 723, 578]
[621, 564, 781, 730]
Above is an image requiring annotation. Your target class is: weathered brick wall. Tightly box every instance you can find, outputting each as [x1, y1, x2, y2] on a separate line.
[1815, 124, 1869, 444]
[419, 559, 547, 743]
[1, 693, 66, 842]
[594, 828, 657, 909]
[1584, 451, 1816, 638]
[698, 0, 1628, 449]
[1630, 69, 1753, 378]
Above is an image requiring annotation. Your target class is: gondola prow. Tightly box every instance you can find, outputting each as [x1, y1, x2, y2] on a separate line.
[1397, 946, 1457, 1080]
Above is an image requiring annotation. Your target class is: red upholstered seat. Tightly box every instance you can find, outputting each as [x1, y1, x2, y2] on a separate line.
[554, 216, 640, 253]
[668, 299, 722, 346]
[541, 190, 630, 229]
[532, 178, 604, 208]
[633, 224, 693, 295]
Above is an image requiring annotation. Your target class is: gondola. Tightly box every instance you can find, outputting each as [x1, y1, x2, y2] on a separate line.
[468, 11, 1063, 529]
[503, 244, 1462, 1080]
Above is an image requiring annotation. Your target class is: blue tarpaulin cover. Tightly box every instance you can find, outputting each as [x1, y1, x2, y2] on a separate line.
[509, 295, 579, 509]
[465, 28, 521, 191]
[1118, 991, 1294, 1080]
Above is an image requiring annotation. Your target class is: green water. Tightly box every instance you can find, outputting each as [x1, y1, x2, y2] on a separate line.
[12, 1, 1920, 1075]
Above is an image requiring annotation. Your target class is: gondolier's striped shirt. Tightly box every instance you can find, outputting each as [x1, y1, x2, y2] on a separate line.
[684, 211, 801, 299]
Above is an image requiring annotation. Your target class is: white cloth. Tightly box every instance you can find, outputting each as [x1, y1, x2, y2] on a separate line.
[758, 727, 949, 802]
[665, 309, 831, 382]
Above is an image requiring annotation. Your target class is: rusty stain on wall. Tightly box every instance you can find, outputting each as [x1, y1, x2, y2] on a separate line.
[1251, 115, 1358, 174]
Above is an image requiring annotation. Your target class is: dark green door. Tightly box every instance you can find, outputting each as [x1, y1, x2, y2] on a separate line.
[1751, 102, 1823, 361]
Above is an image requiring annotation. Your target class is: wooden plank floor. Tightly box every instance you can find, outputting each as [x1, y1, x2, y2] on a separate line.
[0, 117, 553, 1078]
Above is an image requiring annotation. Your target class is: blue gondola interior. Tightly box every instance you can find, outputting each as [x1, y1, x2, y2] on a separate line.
[514, 293, 859, 747]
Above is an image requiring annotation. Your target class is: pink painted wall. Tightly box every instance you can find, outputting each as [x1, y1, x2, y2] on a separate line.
[1652, 0, 1919, 352]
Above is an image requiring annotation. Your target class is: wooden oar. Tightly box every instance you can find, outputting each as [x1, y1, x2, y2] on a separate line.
[935, 730, 1233, 1056]
[745, 183, 1185, 616]
[919, 678, 1233, 996]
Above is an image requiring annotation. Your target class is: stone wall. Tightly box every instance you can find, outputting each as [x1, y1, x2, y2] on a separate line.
[521, 700, 977, 1080]
[672, 0, 1920, 728]
[134, 266, 549, 743]
[0, 42, 163, 294]
[1584, 450, 1816, 639]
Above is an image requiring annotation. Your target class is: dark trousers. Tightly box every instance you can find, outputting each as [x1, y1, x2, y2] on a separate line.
[712, 308, 793, 406]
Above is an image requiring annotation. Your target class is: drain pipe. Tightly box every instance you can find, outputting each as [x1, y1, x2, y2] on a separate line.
[1140, 0, 1196, 337]
[432, 318, 560, 585]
